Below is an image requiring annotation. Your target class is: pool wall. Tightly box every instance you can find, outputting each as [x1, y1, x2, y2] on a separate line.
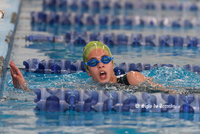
[0, 0, 21, 90]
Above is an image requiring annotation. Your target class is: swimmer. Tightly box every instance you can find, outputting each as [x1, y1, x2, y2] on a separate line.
[9, 41, 176, 93]
[83, 41, 175, 93]
[83, 41, 146, 85]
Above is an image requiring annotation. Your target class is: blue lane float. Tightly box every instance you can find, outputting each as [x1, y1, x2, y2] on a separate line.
[23, 58, 200, 75]
[25, 31, 200, 47]
[23, 59, 86, 73]
[34, 88, 200, 113]
[42, 0, 198, 12]
[25, 34, 64, 43]
[30, 11, 200, 28]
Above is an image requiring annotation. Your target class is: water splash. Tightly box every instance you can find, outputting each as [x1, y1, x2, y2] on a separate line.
[4, 67, 200, 99]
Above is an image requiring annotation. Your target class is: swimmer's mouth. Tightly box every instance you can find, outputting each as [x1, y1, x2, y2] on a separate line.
[99, 71, 107, 80]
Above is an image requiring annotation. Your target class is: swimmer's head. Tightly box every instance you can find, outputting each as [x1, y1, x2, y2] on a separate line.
[83, 41, 113, 71]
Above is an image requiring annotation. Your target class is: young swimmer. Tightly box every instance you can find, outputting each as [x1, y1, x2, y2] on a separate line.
[9, 41, 175, 93]
[83, 41, 146, 85]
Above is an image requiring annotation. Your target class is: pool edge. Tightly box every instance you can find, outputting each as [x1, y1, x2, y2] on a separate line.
[0, 0, 21, 94]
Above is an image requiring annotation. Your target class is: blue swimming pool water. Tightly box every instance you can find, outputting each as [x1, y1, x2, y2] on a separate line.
[3, 0, 200, 133]
[3, 66, 200, 98]
[2, 66, 200, 133]
[2, 98, 198, 134]
[24, 43, 200, 66]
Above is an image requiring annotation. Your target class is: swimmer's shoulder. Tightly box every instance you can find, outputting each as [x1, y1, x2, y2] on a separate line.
[126, 71, 146, 86]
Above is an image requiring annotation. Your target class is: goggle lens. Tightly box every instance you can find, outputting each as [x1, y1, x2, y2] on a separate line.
[85, 56, 114, 67]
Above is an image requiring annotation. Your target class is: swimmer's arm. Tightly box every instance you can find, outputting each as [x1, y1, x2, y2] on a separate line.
[126, 71, 146, 86]
[145, 77, 177, 94]
[9, 61, 31, 91]
[127, 71, 177, 94]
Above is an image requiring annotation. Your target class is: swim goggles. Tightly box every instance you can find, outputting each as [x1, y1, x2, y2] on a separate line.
[84, 56, 114, 67]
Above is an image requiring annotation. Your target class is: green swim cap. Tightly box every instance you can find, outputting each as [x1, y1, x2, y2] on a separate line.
[83, 41, 113, 71]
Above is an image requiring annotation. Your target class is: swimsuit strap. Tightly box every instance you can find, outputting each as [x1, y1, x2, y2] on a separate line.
[117, 74, 130, 85]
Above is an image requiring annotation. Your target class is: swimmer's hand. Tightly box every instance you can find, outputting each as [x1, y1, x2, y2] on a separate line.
[9, 61, 30, 91]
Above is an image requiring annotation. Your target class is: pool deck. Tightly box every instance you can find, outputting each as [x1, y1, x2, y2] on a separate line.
[0, 0, 20, 87]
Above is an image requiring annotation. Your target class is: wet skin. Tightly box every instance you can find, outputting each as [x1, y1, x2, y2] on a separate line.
[9, 61, 30, 91]
[86, 48, 147, 85]
[86, 48, 117, 84]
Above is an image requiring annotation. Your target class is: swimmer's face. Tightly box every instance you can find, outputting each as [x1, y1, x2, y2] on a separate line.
[87, 48, 114, 83]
